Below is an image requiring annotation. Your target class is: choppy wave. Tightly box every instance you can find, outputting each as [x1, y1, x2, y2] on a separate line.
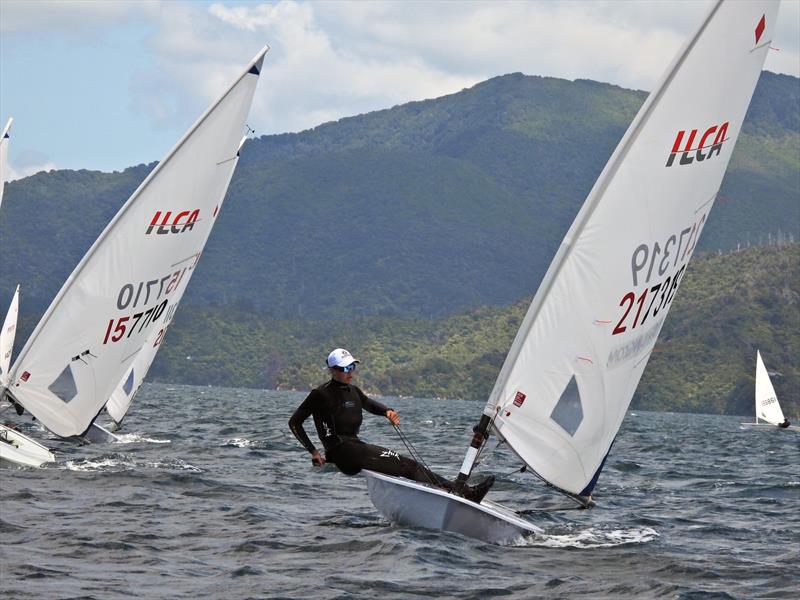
[516, 525, 659, 549]
[114, 432, 171, 444]
[61, 454, 201, 473]
[2, 385, 798, 599]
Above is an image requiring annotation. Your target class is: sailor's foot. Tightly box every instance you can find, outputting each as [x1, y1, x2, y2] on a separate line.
[463, 474, 495, 504]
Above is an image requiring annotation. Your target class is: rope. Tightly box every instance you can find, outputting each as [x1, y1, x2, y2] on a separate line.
[475, 437, 504, 467]
[391, 423, 439, 487]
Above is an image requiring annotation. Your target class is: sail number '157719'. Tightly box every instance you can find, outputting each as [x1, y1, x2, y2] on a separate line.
[102, 263, 193, 345]
[612, 212, 707, 336]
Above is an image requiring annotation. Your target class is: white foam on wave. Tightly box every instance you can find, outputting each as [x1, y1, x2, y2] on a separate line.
[61, 455, 201, 473]
[512, 526, 659, 549]
[145, 459, 202, 472]
[420, 419, 451, 426]
[223, 438, 276, 450]
[114, 433, 171, 444]
[225, 438, 256, 448]
[62, 457, 130, 472]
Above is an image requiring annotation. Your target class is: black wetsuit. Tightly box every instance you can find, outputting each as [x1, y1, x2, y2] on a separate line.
[289, 379, 451, 488]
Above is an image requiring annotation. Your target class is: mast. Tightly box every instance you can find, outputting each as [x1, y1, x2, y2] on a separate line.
[755, 350, 761, 424]
[0, 116, 12, 210]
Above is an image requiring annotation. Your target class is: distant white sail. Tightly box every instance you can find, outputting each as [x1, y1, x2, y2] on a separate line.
[755, 350, 785, 425]
[3, 48, 268, 437]
[482, 0, 780, 497]
[105, 313, 171, 429]
[0, 285, 19, 385]
[0, 117, 12, 210]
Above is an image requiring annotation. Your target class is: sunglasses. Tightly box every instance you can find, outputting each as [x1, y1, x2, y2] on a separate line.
[334, 364, 357, 373]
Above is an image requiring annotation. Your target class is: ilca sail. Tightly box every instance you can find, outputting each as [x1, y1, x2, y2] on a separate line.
[0, 285, 19, 386]
[1, 48, 268, 438]
[755, 350, 786, 426]
[458, 0, 782, 503]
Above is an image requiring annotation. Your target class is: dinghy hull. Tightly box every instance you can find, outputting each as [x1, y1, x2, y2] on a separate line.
[740, 422, 799, 431]
[0, 424, 55, 467]
[364, 470, 542, 543]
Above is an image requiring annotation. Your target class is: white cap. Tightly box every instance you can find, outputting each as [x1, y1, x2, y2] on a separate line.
[327, 348, 360, 368]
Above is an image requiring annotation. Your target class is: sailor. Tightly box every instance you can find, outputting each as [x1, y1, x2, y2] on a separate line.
[778, 418, 790, 428]
[289, 348, 494, 503]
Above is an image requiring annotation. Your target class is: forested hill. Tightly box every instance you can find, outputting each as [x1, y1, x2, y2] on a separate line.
[142, 243, 798, 417]
[1, 71, 798, 323]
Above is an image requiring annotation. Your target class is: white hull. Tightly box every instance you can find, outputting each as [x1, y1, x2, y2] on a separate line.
[0, 424, 55, 467]
[740, 422, 799, 431]
[364, 470, 542, 544]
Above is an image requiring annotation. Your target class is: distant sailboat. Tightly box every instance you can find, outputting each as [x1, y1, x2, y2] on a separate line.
[0, 286, 52, 467]
[0, 48, 268, 442]
[742, 350, 794, 429]
[0, 285, 19, 384]
[0, 120, 51, 467]
[365, 0, 781, 542]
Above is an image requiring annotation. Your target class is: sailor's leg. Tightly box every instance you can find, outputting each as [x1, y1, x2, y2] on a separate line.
[330, 440, 451, 489]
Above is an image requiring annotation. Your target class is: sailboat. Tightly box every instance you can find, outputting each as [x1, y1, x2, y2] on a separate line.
[0, 47, 268, 443]
[365, 0, 781, 542]
[741, 350, 794, 429]
[0, 285, 53, 467]
[0, 119, 53, 467]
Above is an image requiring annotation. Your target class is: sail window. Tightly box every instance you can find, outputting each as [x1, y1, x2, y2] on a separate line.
[48, 365, 78, 404]
[550, 375, 583, 436]
[122, 369, 135, 395]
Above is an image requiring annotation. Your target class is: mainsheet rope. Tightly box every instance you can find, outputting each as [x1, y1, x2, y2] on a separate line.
[391, 423, 440, 487]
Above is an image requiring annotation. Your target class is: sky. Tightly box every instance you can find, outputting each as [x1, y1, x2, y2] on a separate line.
[1, 0, 798, 179]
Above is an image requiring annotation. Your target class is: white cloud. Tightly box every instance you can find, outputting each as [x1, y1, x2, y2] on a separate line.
[2, 0, 797, 174]
[5, 157, 58, 182]
[134, 1, 475, 135]
[0, 0, 159, 36]
[153, 0, 798, 139]
[768, 0, 800, 76]
[92, 0, 800, 140]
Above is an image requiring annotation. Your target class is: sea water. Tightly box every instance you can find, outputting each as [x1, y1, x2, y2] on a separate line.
[1, 383, 797, 599]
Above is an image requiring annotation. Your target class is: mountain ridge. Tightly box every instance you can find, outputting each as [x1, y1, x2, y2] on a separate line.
[1, 71, 797, 324]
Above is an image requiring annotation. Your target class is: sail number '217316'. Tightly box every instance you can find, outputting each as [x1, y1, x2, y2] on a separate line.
[612, 211, 707, 336]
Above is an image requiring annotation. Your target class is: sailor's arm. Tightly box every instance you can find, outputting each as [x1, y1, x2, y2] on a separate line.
[359, 388, 400, 425]
[288, 393, 325, 466]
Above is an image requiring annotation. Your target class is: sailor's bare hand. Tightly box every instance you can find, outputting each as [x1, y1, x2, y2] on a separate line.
[311, 450, 325, 466]
[386, 409, 400, 426]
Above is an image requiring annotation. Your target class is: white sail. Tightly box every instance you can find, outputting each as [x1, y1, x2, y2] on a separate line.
[3, 47, 268, 438]
[105, 172, 214, 429]
[755, 350, 785, 425]
[105, 307, 172, 428]
[482, 0, 779, 497]
[0, 117, 12, 210]
[0, 285, 20, 385]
